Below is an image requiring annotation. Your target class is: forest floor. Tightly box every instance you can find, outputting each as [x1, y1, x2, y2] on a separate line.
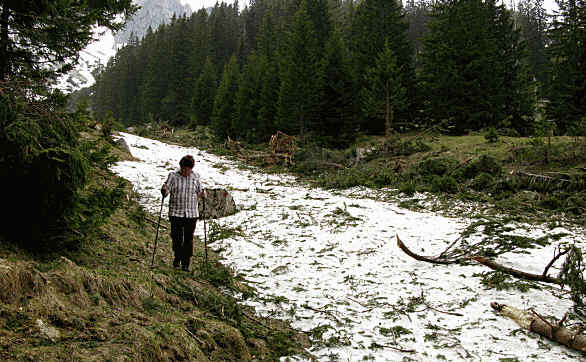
[109, 127, 585, 361]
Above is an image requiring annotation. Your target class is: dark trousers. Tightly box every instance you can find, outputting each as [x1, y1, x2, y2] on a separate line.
[169, 216, 197, 267]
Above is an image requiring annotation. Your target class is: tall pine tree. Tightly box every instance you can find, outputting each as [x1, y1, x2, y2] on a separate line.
[421, 0, 534, 134]
[547, 0, 586, 134]
[192, 57, 218, 126]
[211, 55, 240, 140]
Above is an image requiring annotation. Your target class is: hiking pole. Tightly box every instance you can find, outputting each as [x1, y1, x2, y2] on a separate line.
[150, 194, 165, 269]
[203, 195, 208, 272]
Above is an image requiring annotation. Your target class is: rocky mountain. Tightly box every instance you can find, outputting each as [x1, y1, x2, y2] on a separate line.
[56, 0, 191, 92]
[115, 0, 192, 44]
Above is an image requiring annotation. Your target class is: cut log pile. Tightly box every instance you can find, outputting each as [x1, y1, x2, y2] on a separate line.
[223, 131, 298, 166]
[269, 131, 297, 165]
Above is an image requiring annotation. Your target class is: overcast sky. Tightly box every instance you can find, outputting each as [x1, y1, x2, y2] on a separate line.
[179, 0, 244, 11]
[179, 0, 558, 13]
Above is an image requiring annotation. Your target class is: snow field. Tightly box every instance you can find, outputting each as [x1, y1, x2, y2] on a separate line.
[112, 133, 585, 362]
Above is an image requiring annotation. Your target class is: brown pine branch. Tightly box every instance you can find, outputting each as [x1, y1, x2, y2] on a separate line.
[396, 234, 459, 265]
[542, 247, 570, 278]
[473, 257, 562, 285]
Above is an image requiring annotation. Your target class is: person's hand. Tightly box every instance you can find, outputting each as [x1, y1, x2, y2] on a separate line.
[161, 184, 168, 198]
[200, 189, 206, 198]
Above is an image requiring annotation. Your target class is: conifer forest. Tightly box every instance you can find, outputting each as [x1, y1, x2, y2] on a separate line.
[91, 0, 585, 146]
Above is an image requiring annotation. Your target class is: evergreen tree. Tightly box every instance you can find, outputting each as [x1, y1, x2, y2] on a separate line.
[361, 41, 407, 138]
[421, 0, 534, 134]
[349, 0, 415, 133]
[234, 53, 268, 142]
[0, 1, 136, 80]
[547, 0, 586, 134]
[257, 61, 281, 139]
[277, 0, 319, 136]
[0, 1, 135, 246]
[313, 30, 355, 147]
[517, 0, 551, 90]
[192, 57, 218, 126]
[211, 56, 240, 140]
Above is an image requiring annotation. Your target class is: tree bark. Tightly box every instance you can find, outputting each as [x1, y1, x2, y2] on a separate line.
[491, 302, 586, 352]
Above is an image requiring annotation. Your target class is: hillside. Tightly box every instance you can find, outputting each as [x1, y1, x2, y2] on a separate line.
[0, 129, 310, 361]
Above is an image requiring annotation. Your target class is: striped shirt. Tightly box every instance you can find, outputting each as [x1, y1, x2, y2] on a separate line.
[165, 170, 203, 218]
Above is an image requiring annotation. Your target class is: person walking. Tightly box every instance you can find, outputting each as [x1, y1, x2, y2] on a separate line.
[161, 155, 205, 271]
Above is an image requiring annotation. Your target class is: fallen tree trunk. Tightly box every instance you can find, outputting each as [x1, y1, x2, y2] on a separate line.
[396, 234, 457, 265]
[472, 256, 561, 284]
[491, 302, 586, 352]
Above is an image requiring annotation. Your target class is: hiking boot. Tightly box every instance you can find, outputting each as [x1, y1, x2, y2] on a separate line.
[182, 258, 190, 271]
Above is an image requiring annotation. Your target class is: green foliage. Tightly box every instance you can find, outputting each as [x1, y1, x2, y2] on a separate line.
[485, 127, 499, 143]
[559, 246, 586, 315]
[211, 56, 240, 140]
[0, 81, 124, 249]
[417, 157, 459, 177]
[421, 0, 535, 134]
[454, 155, 503, 181]
[361, 41, 407, 137]
[192, 57, 217, 126]
[0, 1, 137, 80]
[471, 173, 495, 191]
[431, 175, 459, 194]
[546, 0, 586, 134]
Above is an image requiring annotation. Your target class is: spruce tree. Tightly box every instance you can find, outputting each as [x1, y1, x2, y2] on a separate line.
[234, 53, 268, 142]
[313, 30, 355, 147]
[361, 41, 407, 138]
[349, 0, 415, 133]
[211, 56, 240, 140]
[0, 1, 135, 246]
[257, 61, 280, 139]
[277, 0, 319, 136]
[421, 0, 534, 134]
[192, 57, 218, 126]
[547, 0, 586, 134]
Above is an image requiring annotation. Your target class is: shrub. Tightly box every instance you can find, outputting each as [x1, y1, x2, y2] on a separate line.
[484, 127, 499, 143]
[399, 181, 417, 196]
[471, 173, 495, 191]
[418, 157, 459, 178]
[455, 155, 503, 180]
[431, 175, 459, 194]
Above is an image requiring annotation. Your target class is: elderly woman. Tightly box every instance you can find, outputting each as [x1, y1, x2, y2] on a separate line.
[161, 155, 206, 271]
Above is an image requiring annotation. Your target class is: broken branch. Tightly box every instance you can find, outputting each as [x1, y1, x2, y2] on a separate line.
[396, 234, 458, 265]
[542, 247, 570, 278]
[472, 256, 562, 284]
[491, 302, 586, 352]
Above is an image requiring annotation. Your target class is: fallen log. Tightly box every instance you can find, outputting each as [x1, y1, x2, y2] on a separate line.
[472, 256, 561, 284]
[491, 302, 586, 352]
[396, 234, 457, 265]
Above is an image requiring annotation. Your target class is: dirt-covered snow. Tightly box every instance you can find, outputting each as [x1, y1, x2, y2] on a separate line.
[111, 132, 585, 361]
